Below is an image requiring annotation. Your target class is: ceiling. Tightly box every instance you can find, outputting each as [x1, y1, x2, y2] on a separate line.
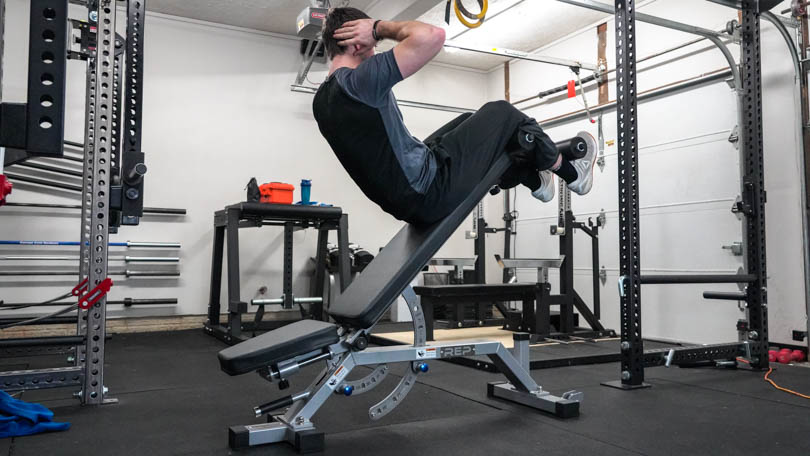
[145, 0, 610, 72]
[144, 0, 379, 37]
[412, 0, 609, 70]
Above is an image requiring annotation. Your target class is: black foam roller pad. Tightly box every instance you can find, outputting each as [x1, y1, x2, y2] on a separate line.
[555, 136, 588, 161]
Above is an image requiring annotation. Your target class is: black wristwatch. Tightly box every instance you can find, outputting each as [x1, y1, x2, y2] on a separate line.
[372, 20, 383, 41]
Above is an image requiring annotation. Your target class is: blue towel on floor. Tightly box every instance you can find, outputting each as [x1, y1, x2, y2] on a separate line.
[0, 390, 70, 438]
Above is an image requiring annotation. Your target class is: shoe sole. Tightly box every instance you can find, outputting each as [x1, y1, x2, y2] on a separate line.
[572, 131, 597, 195]
[532, 171, 555, 202]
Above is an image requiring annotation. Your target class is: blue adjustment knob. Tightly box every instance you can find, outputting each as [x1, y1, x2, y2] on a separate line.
[417, 363, 429, 373]
[342, 385, 354, 396]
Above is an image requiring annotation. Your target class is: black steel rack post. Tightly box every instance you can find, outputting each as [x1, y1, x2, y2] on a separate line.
[739, 0, 769, 369]
[119, 0, 146, 225]
[0, 0, 69, 163]
[604, 0, 769, 390]
[603, 0, 646, 389]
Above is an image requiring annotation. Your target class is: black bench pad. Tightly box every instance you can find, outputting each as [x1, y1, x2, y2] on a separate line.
[218, 320, 339, 376]
[328, 154, 514, 329]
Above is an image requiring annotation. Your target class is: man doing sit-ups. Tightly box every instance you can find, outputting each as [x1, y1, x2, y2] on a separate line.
[313, 8, 596, 225]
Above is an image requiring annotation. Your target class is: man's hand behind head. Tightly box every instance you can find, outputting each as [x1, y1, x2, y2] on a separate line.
[333, 19, 377, 57]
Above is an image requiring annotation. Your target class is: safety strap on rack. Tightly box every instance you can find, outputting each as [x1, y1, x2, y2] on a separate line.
[77, 278, 114, 310]
[72, 277, 114, 310]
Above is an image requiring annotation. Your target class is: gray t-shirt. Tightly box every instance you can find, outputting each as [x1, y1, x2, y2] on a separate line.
[331, 50, 437, 194]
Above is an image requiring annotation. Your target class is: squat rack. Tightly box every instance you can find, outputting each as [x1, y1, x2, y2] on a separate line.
[0, 0, 149, 404]
[596, 0, 770, 388]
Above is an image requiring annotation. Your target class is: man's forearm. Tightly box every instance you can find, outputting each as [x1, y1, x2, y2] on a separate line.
[374, 19, 445, 78]
[376, 20, 443, 45]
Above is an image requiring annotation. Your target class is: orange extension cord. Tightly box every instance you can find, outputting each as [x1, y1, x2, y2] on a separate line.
[736, 357, 810, 399]
[764, 368, 810, 399]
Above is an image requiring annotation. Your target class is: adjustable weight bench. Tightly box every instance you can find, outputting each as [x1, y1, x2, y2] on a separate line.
[218, 153, 584, 453]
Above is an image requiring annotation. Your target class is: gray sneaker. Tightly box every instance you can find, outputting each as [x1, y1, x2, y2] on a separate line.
[531, 170, 555, 202]
[567, 131, 597, 195]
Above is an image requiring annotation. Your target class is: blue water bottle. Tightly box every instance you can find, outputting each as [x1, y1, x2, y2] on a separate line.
[301, 179, 312, 205]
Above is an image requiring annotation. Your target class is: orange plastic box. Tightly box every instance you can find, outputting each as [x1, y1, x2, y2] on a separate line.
[259, 182, 295, 204]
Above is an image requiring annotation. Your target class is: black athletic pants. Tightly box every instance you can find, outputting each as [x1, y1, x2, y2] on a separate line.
[411, 100, 558, 224]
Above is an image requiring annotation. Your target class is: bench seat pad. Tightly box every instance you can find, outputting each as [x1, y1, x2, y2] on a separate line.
[218, 320, 339, 376]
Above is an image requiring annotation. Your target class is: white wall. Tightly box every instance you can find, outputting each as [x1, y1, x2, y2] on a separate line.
[0, 2, 489, 318]
[484, 0, 806, 345]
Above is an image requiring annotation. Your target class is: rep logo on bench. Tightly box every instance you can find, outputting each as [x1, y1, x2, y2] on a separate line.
[439, 345, 476, 358]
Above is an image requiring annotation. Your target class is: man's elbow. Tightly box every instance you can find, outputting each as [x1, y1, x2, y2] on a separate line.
[429, 26, 446, 52]
[411, 25, 445, 50]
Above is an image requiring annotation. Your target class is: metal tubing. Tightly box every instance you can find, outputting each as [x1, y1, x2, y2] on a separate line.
[443, 40, 598, 71]
[252, 297, 323, 306]
[0, 240, 180, 248]
[0, 256, 78, 261]
[555, 0, 741, 89]
[226, 208, 242, 338]
[126, 241, 181, 248]
[283, 222, 294, 309]
[702, 291, 747, 301]
[0, 298, 177, 307]
[0, 256, 179, 262]
[0, 316, 76, 325]
[13, 161, 83, 177]
[0, 299, 177, 320]
[0, 336, 84, 348]
[119, 298, 178, 306]
[3, 172, 81, 191]
[557, 0, 722, 37]
[541, 69, 733, 128]
[123, 270, 181, 278]
[514, 34, 715, 105]
[640, 274, 756, 284]
[591, 226, 601, 319]
[740, 2, 770, 369]
[207, 224, 225, 328]
[123, 256, 179, 263]
[60, 154, 83, 163]
[761, 12, 801, 81]
[294, 39, 323, 86]
[612, 0, 645, 388]
[0, 270, 180, 277]
[3, 202, 187, 215]
[137, 207, 187, 215]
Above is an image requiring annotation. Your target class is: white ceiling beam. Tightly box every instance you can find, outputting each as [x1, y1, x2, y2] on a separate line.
[366, 0, 441, 21]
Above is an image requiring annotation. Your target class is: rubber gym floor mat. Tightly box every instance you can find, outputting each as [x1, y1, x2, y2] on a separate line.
[554, 377, 810, 455]
[4, 367, 496, 456]
[4, 330, 245, 403]
[644, 362, 810, 409]
[416, 355, 810, 409]
[410, 361, 810, 455]
[5, 330, 810, 456]
[321, 410, 638, 456]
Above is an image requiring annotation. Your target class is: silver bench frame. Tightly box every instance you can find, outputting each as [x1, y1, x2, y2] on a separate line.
[228, 288, 582, 452]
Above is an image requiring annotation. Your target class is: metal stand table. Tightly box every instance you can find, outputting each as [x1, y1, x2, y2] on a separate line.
[205, 202, 350, 344]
